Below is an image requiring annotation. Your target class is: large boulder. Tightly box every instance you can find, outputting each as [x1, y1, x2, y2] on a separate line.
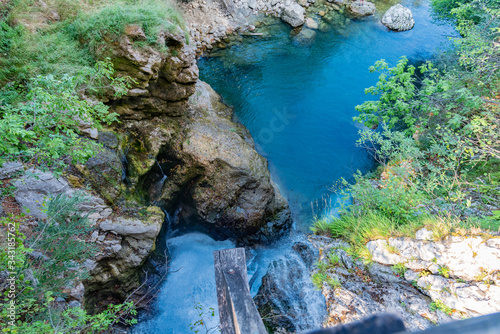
[346, 0, 376, 18]
[281, 2, 306, 27]
[122, 81, 292, 242]
[381, 4, 415, 31]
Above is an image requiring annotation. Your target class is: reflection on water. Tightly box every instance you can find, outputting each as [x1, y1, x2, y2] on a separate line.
[200, 0, 457, 230]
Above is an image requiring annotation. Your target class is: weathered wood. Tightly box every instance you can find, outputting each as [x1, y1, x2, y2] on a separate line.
[214, 248, 267, 334]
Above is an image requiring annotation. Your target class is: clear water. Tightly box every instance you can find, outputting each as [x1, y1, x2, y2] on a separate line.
[199, 0, 457, 229]
[132, 1, 456, 332]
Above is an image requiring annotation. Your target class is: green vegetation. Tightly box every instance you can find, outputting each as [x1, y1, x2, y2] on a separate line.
[392, 263, 408, 276]
[313, 0, 500, 258]
[0, 62, 127, 170]
[0, 0, 186, 331]
[0, 0, 185, 83]
[69, 0, 186, 53]
[0, 195, 137, 333]
[429, 299, 455, 315]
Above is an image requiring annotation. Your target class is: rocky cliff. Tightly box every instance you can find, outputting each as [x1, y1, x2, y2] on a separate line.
[101, 24, 291, 242]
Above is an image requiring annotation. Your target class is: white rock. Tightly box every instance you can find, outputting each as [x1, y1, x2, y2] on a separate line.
[415, 228, 434, 241]
[381, 4, 415, 31]
[281, 2, 305, 27]
[305, 17, 319, 29]
[366, 239, 405, 265]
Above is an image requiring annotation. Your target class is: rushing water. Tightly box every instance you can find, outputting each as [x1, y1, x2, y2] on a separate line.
[133, 1, 456, 332]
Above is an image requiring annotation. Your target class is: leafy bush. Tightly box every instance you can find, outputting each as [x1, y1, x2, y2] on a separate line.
[0, 60, 128, 170]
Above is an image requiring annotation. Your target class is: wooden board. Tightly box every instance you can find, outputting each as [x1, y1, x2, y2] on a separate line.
[214, 248, 267, 334]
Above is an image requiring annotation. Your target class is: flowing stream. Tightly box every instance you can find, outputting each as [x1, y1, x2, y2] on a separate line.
[132, 1, 456, 332]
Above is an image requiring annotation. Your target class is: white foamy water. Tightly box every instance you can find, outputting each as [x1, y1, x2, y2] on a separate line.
[132, 232, 234, 333]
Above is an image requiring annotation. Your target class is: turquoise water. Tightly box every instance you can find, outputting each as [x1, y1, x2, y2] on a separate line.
[199, 0, 457, 229]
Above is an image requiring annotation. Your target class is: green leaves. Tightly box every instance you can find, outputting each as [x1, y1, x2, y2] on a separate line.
[0, 60, 126, 170]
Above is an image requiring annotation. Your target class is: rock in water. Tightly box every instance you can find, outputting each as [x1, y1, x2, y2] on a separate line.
[347, 0, 376, 18]
[305, 17, 319, 30]
[381, 4, 415, 31]
[281, 2, 306, 27]
[294, 28, 317, 45]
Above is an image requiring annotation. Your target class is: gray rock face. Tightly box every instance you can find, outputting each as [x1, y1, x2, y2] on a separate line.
[347, 0, 376, 18]
[0, 161, 23, 179]
[98, 24, 291, 243]
[11, 167, 164, 311]
[310, 236, 453, 331]
[122, 81, 291, 242]
[281, 2, 306, 27]
[381, 4, 415, 31]
[366, 230, 500, 317]
[14, 169, 72, 219]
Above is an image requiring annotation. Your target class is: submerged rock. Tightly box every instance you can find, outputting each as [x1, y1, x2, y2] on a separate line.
[381, 4, 415, 31]
[281, 2, 306, 27]
[346, 0, 376, 18]
[294, 28, 317, 45]
[305, 17, 319, 30]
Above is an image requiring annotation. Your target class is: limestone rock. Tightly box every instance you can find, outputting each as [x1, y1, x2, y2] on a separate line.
[0, 161, 23, 179]
[415, 228, 433, 241]
[122, 81, 291, 242]
[365, 230, 500, 317]
[305, 17, 319, 30]
[310, 236, 451, 331]
[281, 2, 306, 27]
[347, 0, 376, 18]
[14, 169, 72, 219]
[80, 148, 123, 204]
[381, 4, 415, 31]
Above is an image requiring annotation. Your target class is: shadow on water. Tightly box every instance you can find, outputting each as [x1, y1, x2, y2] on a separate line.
[132, 1, 457, 332]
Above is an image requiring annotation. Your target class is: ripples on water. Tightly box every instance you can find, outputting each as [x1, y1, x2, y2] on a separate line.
[132, 1, 456, 332]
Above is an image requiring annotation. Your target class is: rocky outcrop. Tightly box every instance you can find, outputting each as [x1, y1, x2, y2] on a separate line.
[84, 206, 164, 310]
[346, 0, 376, 18]
[121, 81, 291, 242]
[100, 26, 291, 242]
[281, 2, 306, 27]
[310, 236, 453, 331]
[381, 4, 415, 31]
[10, 167, 164, 311]
[367, 229, 500, 317]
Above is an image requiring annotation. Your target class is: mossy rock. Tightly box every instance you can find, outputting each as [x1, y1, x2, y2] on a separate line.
[82, 148, 124, 204]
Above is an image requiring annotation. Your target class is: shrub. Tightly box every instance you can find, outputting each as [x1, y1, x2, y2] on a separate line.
[0, 60, 128, 170]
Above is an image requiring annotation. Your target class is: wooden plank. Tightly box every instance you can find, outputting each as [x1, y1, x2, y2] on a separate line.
[214, 248, 267, 334]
